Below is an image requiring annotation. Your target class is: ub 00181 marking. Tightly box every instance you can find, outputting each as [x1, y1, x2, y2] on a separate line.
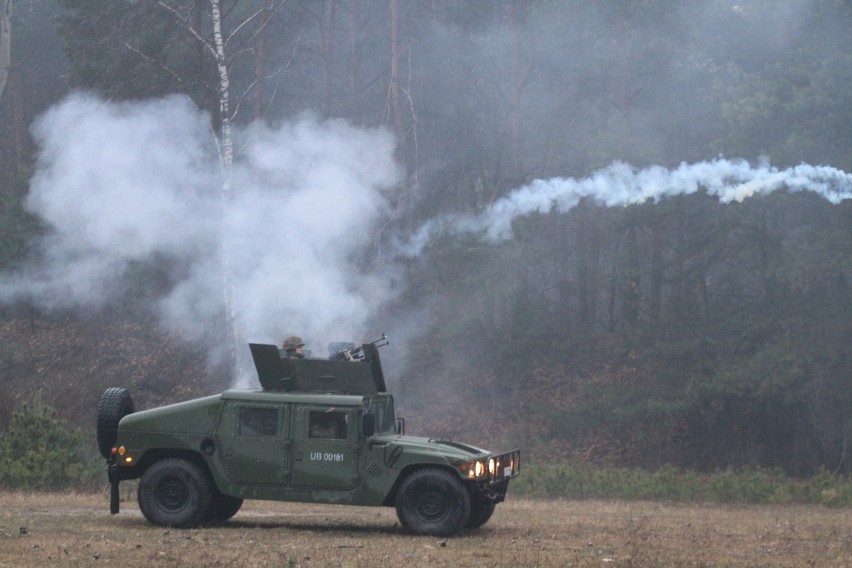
[311, 452, 344, 462]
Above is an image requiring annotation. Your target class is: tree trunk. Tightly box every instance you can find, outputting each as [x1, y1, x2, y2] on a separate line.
[254, 0, 271, 121]
[348, 0, 362, 124]
[209, 0, 240, 374]
[0, 0, 11, 106]
[576, 203, 600, 332]
[388, 0, 419, 226]
[506, 0, 532, 186]
[389, 0, 405, 148]
[321, 0, 336, 119]
[649, 221, 663, 322]
[622, 224, 641, 325]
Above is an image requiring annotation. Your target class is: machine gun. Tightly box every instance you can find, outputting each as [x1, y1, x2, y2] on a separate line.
[329, 333, 389, 361]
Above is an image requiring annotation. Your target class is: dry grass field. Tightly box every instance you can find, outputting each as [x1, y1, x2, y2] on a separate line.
[0, 490, 849, 567]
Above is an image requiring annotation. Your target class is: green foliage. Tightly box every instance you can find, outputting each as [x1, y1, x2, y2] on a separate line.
[0, 179, 43, 272]
[0, 392, 101, 490]
[513, 462, 852, 507]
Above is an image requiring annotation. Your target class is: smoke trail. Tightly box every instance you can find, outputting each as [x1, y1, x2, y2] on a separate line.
[7, 93, 852, 389]
[399, 159, 852, 257]
[0, 93, 400, 385]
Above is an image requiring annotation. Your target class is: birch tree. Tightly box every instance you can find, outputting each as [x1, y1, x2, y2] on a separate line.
[156, 0, 243, 373]
[208, 0, 238, 372]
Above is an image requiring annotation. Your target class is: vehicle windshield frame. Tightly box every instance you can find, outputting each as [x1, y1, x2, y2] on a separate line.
[362, 395, 395, 435]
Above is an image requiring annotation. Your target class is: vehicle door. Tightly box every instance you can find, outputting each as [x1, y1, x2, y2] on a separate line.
[217, 401, 290, 485]
[290, 406, 359, 489]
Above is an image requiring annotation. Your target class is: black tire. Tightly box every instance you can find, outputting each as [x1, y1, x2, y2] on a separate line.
[395, 468, 471, 536]
[96, 387, 135, 459]
[465, 500, 496, 529]
[137, 459, 212, 528]
[206, 493, 243, 524]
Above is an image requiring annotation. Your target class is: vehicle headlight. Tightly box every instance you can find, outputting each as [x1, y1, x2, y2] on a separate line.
[461, 459, 488, 479]
[474, 460, 485, 477]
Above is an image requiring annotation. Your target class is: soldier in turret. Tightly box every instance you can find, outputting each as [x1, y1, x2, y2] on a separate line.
[282, 336, 306, 358]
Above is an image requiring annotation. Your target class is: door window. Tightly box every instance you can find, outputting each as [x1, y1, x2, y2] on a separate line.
[239, 406, 279, 437]
[308, 410, 348, 440]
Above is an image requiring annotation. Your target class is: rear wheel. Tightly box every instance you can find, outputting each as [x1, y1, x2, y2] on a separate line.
[138, 459, 212, 528]
[395, 468, 471, 536]
[96, 387, 134, 459]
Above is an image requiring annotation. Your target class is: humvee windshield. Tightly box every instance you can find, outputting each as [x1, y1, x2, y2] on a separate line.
[363, 395, 395, 434]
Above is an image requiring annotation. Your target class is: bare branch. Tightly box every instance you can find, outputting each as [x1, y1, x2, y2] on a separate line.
[123, 41, 184, 85]
[230, 65, 285, 123]
[225, 7, 265, 47]
[156, 0, 216, 57]
[261, 26, 302, 117]
[402, 45, 419, 197]
[241, 0, 284, 46]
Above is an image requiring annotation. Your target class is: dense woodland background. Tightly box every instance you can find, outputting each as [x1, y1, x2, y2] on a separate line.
[0, 0, 850, 477]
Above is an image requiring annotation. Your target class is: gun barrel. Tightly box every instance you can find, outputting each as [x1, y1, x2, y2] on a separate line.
[329, 334, 388, 361]
[370, 333, 389, 347]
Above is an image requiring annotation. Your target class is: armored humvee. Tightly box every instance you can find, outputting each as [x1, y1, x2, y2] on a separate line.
[97, 337, 520, 536]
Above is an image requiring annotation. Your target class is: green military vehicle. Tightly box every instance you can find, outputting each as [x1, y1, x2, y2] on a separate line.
[96, 336, 520, 536]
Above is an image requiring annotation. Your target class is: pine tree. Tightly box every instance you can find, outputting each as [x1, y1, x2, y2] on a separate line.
[0, 392, 99, 489]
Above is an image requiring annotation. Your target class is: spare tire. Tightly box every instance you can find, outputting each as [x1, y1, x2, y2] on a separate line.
[97, 387, 135, 459]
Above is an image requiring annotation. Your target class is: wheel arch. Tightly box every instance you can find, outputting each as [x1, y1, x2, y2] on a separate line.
[134, 449, 217, 487]
[382, 463, 465, 507]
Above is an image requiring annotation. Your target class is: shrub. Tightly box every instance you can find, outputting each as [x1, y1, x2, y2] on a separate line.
[0, 392, 101, 490]
[512, 462, 852, 506]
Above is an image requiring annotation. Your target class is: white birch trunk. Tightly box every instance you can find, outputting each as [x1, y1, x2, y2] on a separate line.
[0, 0, 12, 105]
[209, 0, 241, 376]
[157, 0, 241, 375]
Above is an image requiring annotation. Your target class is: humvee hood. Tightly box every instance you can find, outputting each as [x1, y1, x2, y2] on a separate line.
[376, 434, 490, 460]
[119, 394, 222, 434]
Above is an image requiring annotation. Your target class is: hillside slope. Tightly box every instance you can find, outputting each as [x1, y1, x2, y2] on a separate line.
[0, 317, 228, 434]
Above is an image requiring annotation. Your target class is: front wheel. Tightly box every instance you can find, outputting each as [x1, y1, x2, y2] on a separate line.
[465, 500, 496, 529]
[395, 468, 471, 536]
[138, 459, 212, 528]
[206, 493, 243, 524]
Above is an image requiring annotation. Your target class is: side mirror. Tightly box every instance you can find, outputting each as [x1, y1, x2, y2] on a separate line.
[362, 413, 375, 437]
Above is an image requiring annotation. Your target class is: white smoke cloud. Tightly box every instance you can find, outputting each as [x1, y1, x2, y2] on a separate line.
[6, 94, 219, 310]
[1, 93, 400, 386]
[8, 92, 852, 390]
[399, 158, 852, 256]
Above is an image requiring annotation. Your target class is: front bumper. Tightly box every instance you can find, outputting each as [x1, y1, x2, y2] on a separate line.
[469, 449, 521, 501]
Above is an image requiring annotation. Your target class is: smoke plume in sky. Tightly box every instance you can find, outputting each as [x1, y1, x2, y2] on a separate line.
[398, 159, 852, 257]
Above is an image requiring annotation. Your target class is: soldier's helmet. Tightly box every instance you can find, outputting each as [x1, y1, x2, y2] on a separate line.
[283, 336, 305, 353]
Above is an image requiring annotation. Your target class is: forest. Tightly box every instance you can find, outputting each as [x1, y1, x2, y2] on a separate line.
[0, 0, 850, 479]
